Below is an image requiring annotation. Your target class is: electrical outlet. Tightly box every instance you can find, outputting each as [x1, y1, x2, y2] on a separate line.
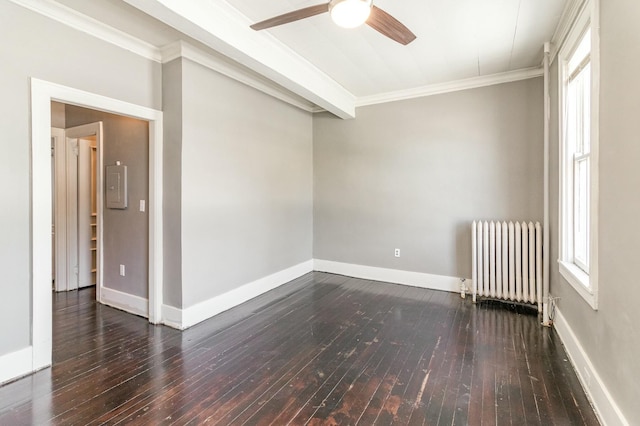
[394, 248, 400, 257]
[120, 264, 125, 276]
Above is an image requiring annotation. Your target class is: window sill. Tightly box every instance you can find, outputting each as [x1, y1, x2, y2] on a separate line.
[558, 260, 598, 310]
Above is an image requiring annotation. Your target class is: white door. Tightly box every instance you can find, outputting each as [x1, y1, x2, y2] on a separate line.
[77, 136, 96, 288]
[53, 123, 102, 293]
[65, 136, 79, 290]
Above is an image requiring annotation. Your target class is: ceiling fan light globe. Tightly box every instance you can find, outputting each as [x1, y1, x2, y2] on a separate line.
[329, 0, 372, 29]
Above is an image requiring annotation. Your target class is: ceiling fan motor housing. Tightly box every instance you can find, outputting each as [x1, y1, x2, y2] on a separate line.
[329, 0, 373, 28]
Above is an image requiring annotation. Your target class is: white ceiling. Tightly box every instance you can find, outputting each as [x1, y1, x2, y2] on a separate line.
[49, 0, 567, 117]
[226, 0, 566, 97]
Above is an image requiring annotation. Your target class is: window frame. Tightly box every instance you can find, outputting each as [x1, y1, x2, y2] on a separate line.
[558, 0, 599, 310]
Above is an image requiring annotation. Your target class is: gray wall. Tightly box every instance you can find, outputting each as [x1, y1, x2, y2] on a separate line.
[313, 79, 544, 278]
[0, 1, 160, 356]
[179, 59, 314, 308]
[65, 105, 150, 299]
[162, 59, 183, 308]
[549, 1, 640, 421]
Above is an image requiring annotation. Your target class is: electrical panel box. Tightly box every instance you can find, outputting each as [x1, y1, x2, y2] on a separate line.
[105, 163, 127, 209]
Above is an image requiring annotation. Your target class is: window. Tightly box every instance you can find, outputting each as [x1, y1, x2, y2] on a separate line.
[567, 29, 591, 273]
[558, 3, 599, 309]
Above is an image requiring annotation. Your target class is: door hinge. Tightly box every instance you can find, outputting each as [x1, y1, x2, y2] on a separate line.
[74, 265, 79, 275]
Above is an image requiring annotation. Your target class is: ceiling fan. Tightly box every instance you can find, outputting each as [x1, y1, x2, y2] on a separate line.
[250, 0, 416, 45]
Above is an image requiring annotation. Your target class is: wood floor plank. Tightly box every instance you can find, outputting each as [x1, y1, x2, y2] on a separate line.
[429, 300, 473, 426]
[319, 287, 434, 425]
[391, 293, 453, 424]
[221, 280, 408, 425]
[515, 316, 548, 425]
[420, 298, 467, 425]
[132, 280, 369, 425]
[0, 273, 600, 426]
[292, 287, 417, 424]
[116, 277, 371, 425]
[89, 278, 359, 425]
[384, 296, 444, 425]
[357, 289, 438, 425]
[402, 291, 461, 425]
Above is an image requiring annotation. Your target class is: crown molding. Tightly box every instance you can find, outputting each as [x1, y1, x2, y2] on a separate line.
[161, 42, 317, 113]
[122, 0, 356, 118]
[10, 0, 552, 117]
[9, 0, 321, 113]
[355, 67, 544, 108]
[8, 0, 162, 62]
[549, 0, 588, 62]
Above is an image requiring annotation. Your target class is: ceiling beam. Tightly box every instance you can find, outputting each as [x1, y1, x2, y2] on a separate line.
[122, 0, 356, 119]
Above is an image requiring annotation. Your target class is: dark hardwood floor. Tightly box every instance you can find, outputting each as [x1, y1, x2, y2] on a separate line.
[0, 272, 599, 425]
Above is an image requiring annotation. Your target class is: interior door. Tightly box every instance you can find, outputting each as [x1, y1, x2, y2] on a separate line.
[62, 136, 96, 290]
[65, 137, 79, 290]
[53, 122, 102, 293]
[77, 137, 96, 288]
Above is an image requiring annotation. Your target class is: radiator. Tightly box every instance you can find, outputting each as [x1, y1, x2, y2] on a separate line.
[471, 221, 542, 312]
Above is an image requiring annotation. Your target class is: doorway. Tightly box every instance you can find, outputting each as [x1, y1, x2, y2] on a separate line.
[30, 78, 163, 373]
[52, 124, 102, 296]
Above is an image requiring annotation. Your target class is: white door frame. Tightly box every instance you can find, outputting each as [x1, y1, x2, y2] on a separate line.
[31, 78, 163, 371]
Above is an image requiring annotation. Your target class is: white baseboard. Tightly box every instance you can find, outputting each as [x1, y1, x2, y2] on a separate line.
[161, 304, 183, 330]
[163, 260, 314, 330]
[0, 346, 33, 385]
[313, 259, 466, 293]
[159, 259, 463, 330]
[554, 308, 629, 426]
[100, 286, 149, 318]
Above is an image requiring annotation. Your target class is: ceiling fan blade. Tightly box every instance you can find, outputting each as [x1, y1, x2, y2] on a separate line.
[366, 5, 416, 45]
[250, 3, 330, 31]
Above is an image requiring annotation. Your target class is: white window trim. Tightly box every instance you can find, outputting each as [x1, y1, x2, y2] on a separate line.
[558, 0, 599, 310]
